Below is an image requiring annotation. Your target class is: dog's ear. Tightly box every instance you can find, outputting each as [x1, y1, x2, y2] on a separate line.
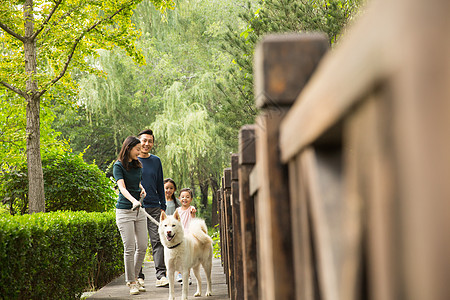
[174, 210, 181, 221]
[160, 211, 167, 222]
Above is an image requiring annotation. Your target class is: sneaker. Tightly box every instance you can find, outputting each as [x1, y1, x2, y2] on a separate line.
[156, 276, 169, 287]
[137, 281, 146, 292]
[176, 273, 183, 282]
[127, 282, 140, 295]
[137, 278, 145, 287]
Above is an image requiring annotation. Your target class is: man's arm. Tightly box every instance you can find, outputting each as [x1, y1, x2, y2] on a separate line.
[157, 160, 166, 211]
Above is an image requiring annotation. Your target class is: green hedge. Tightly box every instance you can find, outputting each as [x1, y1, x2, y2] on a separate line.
[0, 210, 123, 299]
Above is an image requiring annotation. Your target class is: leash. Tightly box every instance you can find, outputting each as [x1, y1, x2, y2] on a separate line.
[139, 207, 160, 226]
[132, 194, 160, 226]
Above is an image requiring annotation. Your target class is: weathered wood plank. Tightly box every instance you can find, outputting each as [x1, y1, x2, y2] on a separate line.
[238, 125, 259, 300]
[288, 152, 316, 300]
[249, 163, 259, 197]
[253, 33, 329, 300]
[254, 33, 329, 108]
[231, 154, 243, 300]
[223, 168, 233, 298]
[239, 125, 256, 165]
[344, 94, 395, 300]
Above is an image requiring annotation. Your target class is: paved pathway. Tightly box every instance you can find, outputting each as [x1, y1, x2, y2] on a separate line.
[87, 258, 228, 300]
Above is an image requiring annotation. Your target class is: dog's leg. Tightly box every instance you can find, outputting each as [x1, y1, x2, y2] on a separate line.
[181, 270, 189, 300]
[203, 258, 213, 296]
[167, 267, 175, 300]
[192, 265, 202, 297]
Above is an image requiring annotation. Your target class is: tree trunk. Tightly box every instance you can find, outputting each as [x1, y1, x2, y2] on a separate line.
[26, 95, 45, 213]
[24, 0, 45, 213]
[200, 181, 209, 209]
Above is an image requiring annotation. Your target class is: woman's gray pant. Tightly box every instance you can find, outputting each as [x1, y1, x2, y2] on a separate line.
[116, 208, 148, 283]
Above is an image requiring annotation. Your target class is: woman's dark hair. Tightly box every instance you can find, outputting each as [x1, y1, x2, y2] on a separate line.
[164, 178, 179, 208]
[179, 187, 193, 198]
[118, 136, 142, 171]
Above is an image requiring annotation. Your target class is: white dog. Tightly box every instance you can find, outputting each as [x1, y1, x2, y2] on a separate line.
[159, 210, 213, 300]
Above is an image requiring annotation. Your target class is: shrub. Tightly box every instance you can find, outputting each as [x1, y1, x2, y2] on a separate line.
[0, 210, 123, 299]
[210, 225, 221, 259]
[0, 148, 116, 215]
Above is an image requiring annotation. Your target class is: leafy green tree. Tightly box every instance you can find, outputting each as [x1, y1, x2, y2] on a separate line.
[0, 0, 174, 213]
[219, 0, 363, 136]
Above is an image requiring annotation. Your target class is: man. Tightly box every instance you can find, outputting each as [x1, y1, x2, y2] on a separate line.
[137, 129, 169, 287]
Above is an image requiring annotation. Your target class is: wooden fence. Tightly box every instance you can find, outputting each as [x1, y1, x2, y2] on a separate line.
[217, 0, 450, 299]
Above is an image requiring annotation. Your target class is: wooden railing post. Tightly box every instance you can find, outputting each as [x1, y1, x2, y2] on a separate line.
[238, 125, 258, 300]
[231, 154, 243, 300]
[223, 168, 233, 298]
[219, 179, 227, 276]
[253, 34, 329, 300]
[217, 188, 224, 267]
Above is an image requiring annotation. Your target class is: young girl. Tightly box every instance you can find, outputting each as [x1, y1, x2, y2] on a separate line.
[164, 178, 181, 215]
[175, 187, 197, 283]
[176, 188, 197, 233]
[113, 136, 148, 295]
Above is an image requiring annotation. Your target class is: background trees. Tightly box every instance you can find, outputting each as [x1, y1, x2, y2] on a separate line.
[1, 0, 362, 218]
[0, 0, 174, 212]
[53, 0, 251, 212]
[53, 0, 362, 216]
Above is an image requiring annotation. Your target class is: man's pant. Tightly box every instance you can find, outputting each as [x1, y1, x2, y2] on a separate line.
[145, 207, 166, 279]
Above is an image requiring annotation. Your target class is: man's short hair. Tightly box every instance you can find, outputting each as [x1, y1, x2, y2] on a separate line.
[137, 129, 153, 137]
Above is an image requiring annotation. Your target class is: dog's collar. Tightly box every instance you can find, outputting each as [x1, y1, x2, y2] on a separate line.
[167, 241, 183, 249]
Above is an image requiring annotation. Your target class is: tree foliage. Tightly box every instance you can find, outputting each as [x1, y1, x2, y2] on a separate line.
[0, 91, 67, 169]
[219, 0, 363, 130]
[150, 79, 227, 191]
[0, 0, 163, 93]
[49, 0, 362, 218]
[54, 0, 246, 204]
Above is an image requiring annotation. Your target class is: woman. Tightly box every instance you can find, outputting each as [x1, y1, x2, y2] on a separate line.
[113, 136, 148, 295]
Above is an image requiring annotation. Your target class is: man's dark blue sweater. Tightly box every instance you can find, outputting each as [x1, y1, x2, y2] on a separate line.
[138, 154, 166, 211]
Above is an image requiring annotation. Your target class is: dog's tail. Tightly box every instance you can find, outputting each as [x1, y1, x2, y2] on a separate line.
[189, 218, 213, 244]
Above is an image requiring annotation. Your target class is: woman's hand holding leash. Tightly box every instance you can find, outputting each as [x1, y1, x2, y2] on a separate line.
[134, 192, 159, 226]
[132, 188, 146, 211]
[131, 199, 141, 211]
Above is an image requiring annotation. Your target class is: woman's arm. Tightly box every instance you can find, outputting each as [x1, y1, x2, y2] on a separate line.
[117, 179, 141, 209]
